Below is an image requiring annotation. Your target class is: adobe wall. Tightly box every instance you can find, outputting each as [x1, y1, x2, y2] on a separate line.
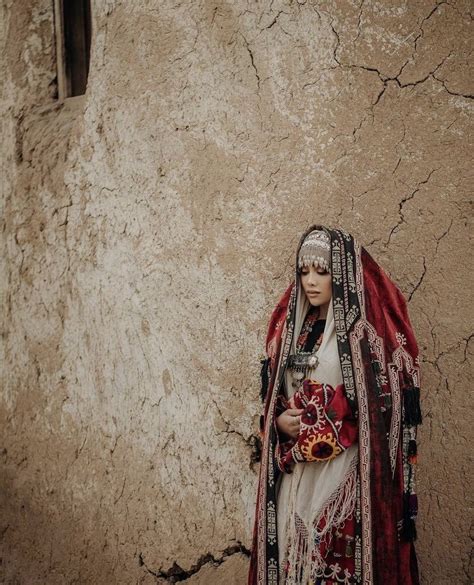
[1, 1, 472, 583]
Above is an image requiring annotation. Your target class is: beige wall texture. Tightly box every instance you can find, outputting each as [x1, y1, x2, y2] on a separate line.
[1, 1, 472, 584]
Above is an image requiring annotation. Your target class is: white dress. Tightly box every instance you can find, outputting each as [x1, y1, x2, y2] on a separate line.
[276, 295, 359, 584]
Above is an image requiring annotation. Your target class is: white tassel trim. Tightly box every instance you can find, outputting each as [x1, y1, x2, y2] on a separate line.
[281, 454, 358, 585]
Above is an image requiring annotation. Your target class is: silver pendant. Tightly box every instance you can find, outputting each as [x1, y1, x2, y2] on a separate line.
[308, 355, 319, 368]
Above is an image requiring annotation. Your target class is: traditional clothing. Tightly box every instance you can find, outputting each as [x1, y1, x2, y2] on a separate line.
[248, 225, 421, 585]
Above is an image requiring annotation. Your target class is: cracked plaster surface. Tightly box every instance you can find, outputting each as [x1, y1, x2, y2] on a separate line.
[0, 1, 472, 584]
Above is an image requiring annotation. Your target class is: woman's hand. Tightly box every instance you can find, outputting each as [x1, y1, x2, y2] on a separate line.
[276, 408, 304, 440]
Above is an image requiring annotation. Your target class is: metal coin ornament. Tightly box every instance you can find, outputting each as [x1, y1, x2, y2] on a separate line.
[288, 348, 321, 389]
[288, 306, 325, 389]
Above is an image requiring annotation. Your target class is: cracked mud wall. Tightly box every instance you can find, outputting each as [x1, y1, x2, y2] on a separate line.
[0, 1, 472, 584]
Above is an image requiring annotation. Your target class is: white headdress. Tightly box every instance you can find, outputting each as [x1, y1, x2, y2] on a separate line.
[297, 230, 331, 271]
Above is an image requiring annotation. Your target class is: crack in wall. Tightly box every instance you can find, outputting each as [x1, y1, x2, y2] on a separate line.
[353, 0, 366, 44]
[385, 168, 439, 245]
[211, 396, 261, 467]
[262, 10, 288, 31]
[432, 73, 473, 99]
[413, 1, 451, 52]
[139, 542, 250, 583]
[408, 256, 427, 302]
[434, 218, 454, 255]
[328, 8, 471, 103]
[240, 32, 261, 91]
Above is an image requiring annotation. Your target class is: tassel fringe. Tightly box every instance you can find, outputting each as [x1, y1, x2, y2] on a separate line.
[401, 492, 418, 542]
[401, 517, 417, 541]
[403, 386, 422, 426]
[260, 357, 270, 403]
[282, 453, 358, 584]
[408, 439, 418, 464]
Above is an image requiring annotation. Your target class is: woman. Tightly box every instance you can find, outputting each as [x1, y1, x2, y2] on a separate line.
[248, 225, 421, 585]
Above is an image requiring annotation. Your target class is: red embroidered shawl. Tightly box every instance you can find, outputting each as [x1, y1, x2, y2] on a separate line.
[248, 225, 421, 585]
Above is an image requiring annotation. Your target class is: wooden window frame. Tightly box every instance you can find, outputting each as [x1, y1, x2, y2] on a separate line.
[54, 0, 92, 101]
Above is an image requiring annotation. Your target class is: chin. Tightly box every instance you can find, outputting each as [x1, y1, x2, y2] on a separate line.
[308, 298, 323, 306]
[307, 297, 331, 310]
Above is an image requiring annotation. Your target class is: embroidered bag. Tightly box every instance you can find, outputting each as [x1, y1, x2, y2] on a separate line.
[275, 378, 358, 473]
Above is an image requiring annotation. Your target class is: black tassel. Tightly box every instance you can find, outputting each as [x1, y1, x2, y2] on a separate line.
[403, 386, 422, 426]
[401, 492, 418, 541]
[401, 518, 417, 542]
[408, 439, 417, 457]
[409, 494, 418, 517]
[260, 357, 271, 403]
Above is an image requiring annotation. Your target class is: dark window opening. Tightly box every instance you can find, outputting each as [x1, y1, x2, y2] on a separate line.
[55, 0, 92, 98]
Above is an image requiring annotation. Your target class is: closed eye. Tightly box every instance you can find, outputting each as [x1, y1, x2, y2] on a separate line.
[300, 268, 328, 275]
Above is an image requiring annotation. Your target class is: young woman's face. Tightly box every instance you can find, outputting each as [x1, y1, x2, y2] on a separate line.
[299, 264, 332, 308]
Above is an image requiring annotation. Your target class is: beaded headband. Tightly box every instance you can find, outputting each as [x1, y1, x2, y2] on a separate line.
[297, 230, 331, 272]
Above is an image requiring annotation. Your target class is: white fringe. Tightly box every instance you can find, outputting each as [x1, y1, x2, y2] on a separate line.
[281, 454, 358, 585]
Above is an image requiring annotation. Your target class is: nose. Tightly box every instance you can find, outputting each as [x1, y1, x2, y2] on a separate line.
[308, 269, 319, 285]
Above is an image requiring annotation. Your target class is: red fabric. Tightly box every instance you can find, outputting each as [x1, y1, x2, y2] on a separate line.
[266, 282, 294, 367]
[275, 379, 358, 473]
[258, 281, 294, 441]
[362, 248, 420, 585]
[315, 513, 357, 584]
